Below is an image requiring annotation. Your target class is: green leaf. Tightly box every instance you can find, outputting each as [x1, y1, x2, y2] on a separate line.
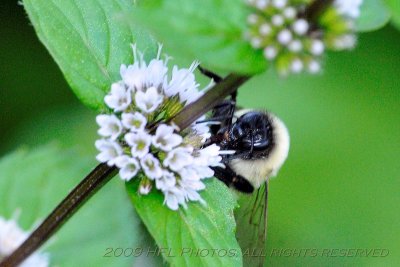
[356, 0, 391, 32]
[385, 0, 400, 29]
[23, 0, 156, 110]
[0, 144, 142, 266]
[132, 0, 267, 75]
[126, 179, 243, 267]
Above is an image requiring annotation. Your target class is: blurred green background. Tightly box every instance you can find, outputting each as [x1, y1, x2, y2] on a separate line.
[1, 1, 399, 266]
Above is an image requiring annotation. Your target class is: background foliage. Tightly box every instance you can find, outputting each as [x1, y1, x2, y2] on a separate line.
[1, 0, 400, 266]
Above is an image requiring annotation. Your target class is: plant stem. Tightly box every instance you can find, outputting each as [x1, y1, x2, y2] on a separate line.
[172, 74, 250, 130]
[0, 73, 251, 267]
[0, 164, 117, 267]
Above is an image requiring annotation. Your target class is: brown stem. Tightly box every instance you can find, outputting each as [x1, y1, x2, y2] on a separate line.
[0, 164, 117, 267]
[172, 74, 250, 130]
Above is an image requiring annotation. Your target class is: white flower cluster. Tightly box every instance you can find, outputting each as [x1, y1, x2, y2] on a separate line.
[245, 0, 362, 75]
[95, 45, 226, 210]
[0, 215, 49, 267]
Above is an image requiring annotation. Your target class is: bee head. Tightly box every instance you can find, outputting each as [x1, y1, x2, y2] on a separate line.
[229, 111, 273, 152]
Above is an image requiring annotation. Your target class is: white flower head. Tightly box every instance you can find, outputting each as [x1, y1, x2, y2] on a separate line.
[0, 215, 49, 267]
[115, 155, 140, 181]
[95, 44, 224, 210]
[104, 82, 131, 112]
[163, 147, 194, 172]
[246, 0, 360, 75]
[135, 86, 163, 113]
[95, 139, 123, 166]
[96, 114, 122, 140]
[125, 131, 152, 158]
[121, 112, 147, 132]
[140, 154, 163, 179]
[152, 124, 183, 151]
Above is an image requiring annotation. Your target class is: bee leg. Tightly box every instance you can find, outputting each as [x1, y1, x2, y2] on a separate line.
[212, 166, 254, 193]
[198, 65, 223, 83]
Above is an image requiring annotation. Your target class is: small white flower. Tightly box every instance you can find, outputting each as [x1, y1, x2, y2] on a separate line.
[115, 155, 140, 181]
[96, 114, 122, 140]
[187, 165, 215, 179]
[283, 7, 296, 19]
[0, 216, 49, 267]
[191, 115, 212, 143]
[271, 15, 284, 27]
[0, 217, 27, 256]
[308, 60, 321, 73]
[251, 37, 262, 48]
[145, 57, 168, 89]
[164, 147, 194, 172]
[292, 19, 309, 35]
[277, 29, 293, 45]
[20, 253, 49, 267]
[194, 144, 224, 168]
[334, 0, 363, 18]
[140, 154, 163, 179]
[263, 46, 278, 60]
[180, 182, 206, 204]
[125, 131, 152, 158]
[120, 49, 147, 91]
[166, 62, 199, 100]
[255, 0, 268, 9]
[247, 14, 259, 24]
[135, 86, 163, 113]
[152, 124, 183, 151]
[288, 40, 303, 52]
[272, 0, 287, 9]
[156, 171, 176, 190]
[163, 188, 185, 210]
[259, 23, 272, 36]
[121, 112, 147, 132]
[310, 39, 325, 55]
[104, 82, 131, 112]
[290, 59, 304, 73]
[139, 183, 152, 195]
[334, 34, 357, 49]
[95, 139, 123, 166]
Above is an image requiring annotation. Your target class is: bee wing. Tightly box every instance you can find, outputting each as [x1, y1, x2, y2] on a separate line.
[235, 181, 268, 267]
